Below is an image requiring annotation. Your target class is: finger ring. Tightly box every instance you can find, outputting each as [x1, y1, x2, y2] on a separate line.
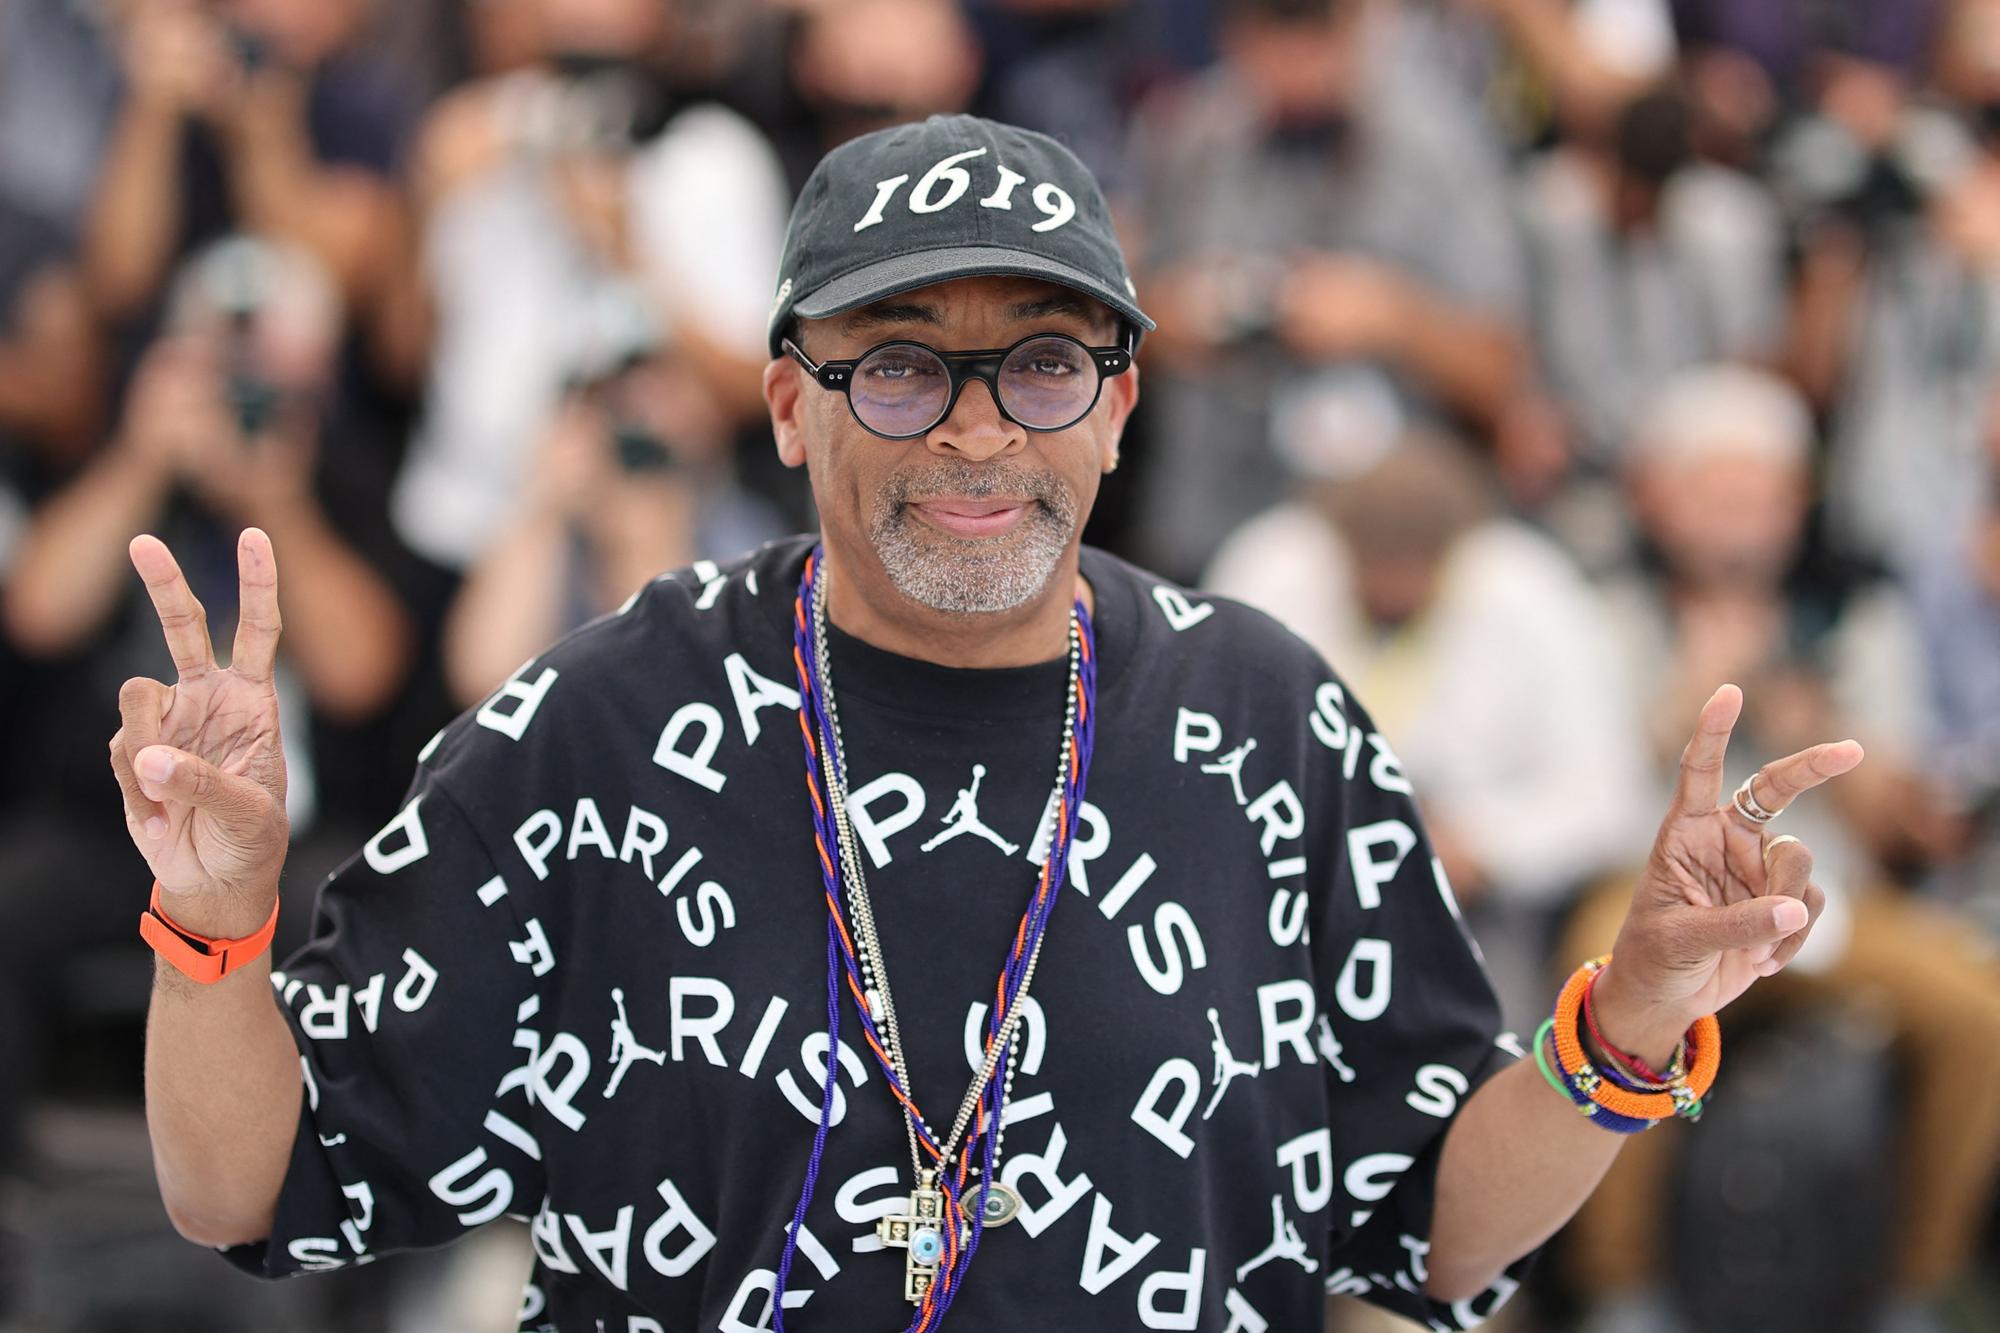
[1761, 833, 1802, 865]
[1732, 775, 1781, 825]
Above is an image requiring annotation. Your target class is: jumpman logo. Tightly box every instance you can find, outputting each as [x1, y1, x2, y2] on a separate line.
[602, 987, 667, 1098]
[1200, 737, 1258, 806]
[921, 764, 1020, 856]
[1315, 1013, 1357, 1083]
[1202, 1007, 1262, 1120]
[1236, 1194, 1320, 1282]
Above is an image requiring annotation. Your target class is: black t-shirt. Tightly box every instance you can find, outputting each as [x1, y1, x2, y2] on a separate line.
[223, 537, 1530, 1331]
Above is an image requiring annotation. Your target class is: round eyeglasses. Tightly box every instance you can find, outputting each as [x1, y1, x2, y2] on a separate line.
[781, 330, 1135, 441]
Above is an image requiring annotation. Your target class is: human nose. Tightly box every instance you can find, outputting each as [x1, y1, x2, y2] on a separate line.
[927, 373, 1025, 462]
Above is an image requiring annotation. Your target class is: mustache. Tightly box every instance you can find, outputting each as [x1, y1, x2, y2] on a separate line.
[880, 460, 1076, 516]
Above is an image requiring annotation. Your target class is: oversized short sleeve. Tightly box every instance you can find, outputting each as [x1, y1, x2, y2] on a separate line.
[1306, 676, 1534, 1329]
[219, 767, 550, 1278]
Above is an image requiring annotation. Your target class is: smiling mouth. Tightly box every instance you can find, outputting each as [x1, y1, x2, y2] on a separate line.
[907, 497, 1034, 538]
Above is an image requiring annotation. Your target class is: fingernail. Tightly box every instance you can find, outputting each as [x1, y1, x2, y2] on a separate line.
[1774, 899, 1808, 933]
[138, 750, 174, 783]
[144, 817, 167, 839]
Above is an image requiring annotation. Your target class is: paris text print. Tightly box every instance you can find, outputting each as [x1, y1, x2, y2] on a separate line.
[225, 538, 1529, 1331]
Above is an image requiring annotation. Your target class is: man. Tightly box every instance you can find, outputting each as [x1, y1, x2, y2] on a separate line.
[776, 0, 985, 193]
[1517, 87, 1786, 474]
[1783, 50, 2000, 579]
[1911, 400, 2000, 913]
[111, 116, 1855, 1331]
[83, 0, 415, 325]
[390, 0, 788, 574]
[1126, 0, 1529, 577]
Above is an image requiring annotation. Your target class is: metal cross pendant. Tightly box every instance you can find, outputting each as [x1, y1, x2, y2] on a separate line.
[875, 1168, 959, 1304]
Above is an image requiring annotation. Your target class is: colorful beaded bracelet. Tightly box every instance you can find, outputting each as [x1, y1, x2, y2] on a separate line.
[1594, 1055, 1672, 1095]
[1533, 1018, 1653, 1133]
[1553, 957, 1720, 1122]
[1582, 973, 1684, 1087]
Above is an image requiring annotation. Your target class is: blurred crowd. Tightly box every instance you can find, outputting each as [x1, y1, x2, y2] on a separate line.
[1, 0, 1998, 1330]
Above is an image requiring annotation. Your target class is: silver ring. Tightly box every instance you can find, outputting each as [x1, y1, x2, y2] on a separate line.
[1731, 775, 1781, 825]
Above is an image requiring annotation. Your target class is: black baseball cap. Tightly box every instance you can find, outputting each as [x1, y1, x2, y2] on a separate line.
[766, 114, 1154, 356]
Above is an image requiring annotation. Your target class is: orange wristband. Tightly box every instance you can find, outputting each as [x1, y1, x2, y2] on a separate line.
[1553, 955, 1720, 1121]
[139, 881, 280, 984]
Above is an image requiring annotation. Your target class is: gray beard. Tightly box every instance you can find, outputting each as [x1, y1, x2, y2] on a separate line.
[867, 460, 1079, 614]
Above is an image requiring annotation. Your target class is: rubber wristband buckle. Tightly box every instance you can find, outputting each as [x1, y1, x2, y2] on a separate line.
[139, 881, 280, 984]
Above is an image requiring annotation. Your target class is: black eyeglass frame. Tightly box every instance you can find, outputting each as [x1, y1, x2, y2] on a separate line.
[781, 328, 1136, 441]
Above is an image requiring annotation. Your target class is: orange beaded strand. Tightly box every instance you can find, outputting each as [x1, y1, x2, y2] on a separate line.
[1553, 956, 1720, 1122]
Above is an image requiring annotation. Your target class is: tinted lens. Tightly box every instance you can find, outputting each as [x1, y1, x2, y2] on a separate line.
[851, 343, 950, 436]
[998, 336, 1099, 429]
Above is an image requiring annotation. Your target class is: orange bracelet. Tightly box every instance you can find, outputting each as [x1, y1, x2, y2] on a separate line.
[1553, 956, 1720, 1121]
[139, 881, 280, 984]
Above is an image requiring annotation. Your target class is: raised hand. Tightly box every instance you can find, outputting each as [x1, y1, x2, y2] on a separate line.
[1596, 685, 1864, 1054]
[109, 528, 290, 937]
[120, 0, 233, 119]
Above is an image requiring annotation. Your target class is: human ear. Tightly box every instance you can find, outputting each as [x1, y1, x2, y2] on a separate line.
[764, 356, 809, 469]
[1097, 359, 1140, 474]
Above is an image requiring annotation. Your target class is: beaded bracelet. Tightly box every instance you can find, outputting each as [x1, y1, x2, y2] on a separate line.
[1553, 957, 1720, 1122]
[1594, 1056, 1671, 1095]
[1582, 973, 1684, 1087]
[1532, 1018, 1653, 1133]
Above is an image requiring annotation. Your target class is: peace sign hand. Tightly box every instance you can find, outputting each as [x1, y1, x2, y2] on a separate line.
[1595, 685, 1865, 1058]
[108, 529, 290, 938]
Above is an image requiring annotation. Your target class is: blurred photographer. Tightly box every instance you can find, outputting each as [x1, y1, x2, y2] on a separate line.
[1124, 0, 1529, 578]
[1909, 389, 2000, 924]
[82, 0, 415, 339]
[390, 0, 789, 575]
[772, 0, 984, 191]
[0, 193, 102, 480]
[1519, 86, 1785, 473]
[1779, 37, 2000, 576]
[6, 236, 411, 728]
[441, 304, 783, 707]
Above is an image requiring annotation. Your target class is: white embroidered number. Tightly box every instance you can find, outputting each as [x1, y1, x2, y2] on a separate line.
[910, 148, 988, 213]
[852, 153, 1079, 234]
[981, 164, 1027, 210]
[853, 174, 911, 233]
[1030, 181, 1077, 232]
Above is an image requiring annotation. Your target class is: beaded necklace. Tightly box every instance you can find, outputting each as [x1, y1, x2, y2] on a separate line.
[812, 570, 1044, 1196]
[774, 547, 1099, 1330]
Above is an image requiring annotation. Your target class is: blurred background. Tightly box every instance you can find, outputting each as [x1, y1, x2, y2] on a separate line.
[0, 0, 1997, 1329]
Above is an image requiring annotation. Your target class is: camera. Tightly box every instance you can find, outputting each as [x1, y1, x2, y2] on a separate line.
[611, 423, 677, 475]
[226, 24, 270, 75]
[224, 342, 282, 439]
[566, 286, 683, 476]
[1210, 254, 1288, 347]
[1772, 106, 1973, 236]
[194, 238, 287, 441]
[498, 54, 670, 158]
